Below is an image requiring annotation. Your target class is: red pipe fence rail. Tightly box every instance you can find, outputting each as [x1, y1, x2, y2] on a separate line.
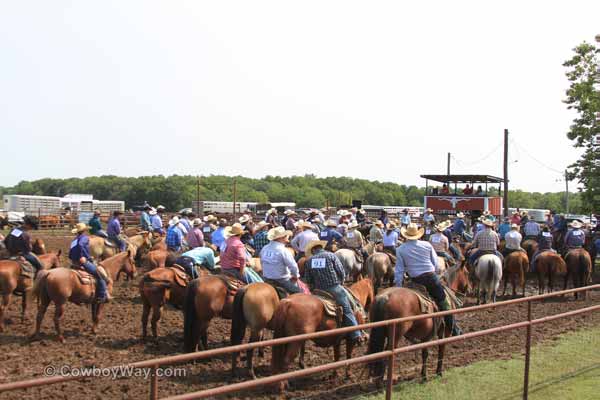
[0, 285, 598, 400]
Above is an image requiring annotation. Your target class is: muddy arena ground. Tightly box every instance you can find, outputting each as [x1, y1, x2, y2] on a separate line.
[0, 232, 599, 399]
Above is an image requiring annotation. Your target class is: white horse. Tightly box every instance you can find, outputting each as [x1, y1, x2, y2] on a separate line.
[475, 254, 503, 304]
[335, 248, 363, 282]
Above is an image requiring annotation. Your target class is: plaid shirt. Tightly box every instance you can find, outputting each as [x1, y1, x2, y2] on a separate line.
[473, 228, 500, 251]
[253, 230, 269, 254]
[303, 249, 346, 289]
[166, 225, 183, 250]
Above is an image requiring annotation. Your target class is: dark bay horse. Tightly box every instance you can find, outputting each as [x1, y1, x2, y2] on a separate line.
[536, 251, 567, 294]
[564, 248, 592, 299]
[502, 251, 529, 297]
[31, 251, 136, 342]
[521, 239, 538, 261]
[270, 278, 374, 392]
[230, 282, 280, 378]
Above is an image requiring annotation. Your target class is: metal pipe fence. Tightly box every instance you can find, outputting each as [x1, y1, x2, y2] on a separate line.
[0, 284, 598, 399]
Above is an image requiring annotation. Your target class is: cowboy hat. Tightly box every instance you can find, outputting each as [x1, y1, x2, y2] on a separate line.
[299, 221, 315, 230]
[374, 220, 384, 227]
[239, 215, 250, 224]
[511, 223, 519, 230]
[400, 223, 425, 240]
[156, 205, 166, 211]
[71, 223, 89, 234]
[192, 218, 203, 227]
[386, 222, 396, 230]
[512, 211, 519, 215]
[456, 212, 465, 218]
[435, 220, 451, 231]
[224, 223, 244, 237]
[256, 220, 270, 230]
[521, 210, 528, 216]
[313, 218, 321, 224]
[481, 218, 495, 227]
[168, 216, 180, 226]
[348, 221, 359, 229]
[482, 210, 490, 216]
[203, 214, 217, 222]
[284, 209, 296, 216]
[325, 219, 337, 227]
[426, 208, 433, 213]
[267, 226, 293, 241]
[149, 208, 157, 216]
[268, 208, 278, 214]
[570, 220, 583, 229]
[305, 240, 328, 258]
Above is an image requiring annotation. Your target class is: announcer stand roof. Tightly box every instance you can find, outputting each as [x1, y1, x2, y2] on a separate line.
[420, 174, 505, 217]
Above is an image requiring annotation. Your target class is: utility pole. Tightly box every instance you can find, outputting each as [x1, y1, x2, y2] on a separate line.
[232, 178, 238, 220]
[196, 175, 200, 214]
[565, 169, 570, 214]
[503, 129, 509, 218]
[447, 152, 451, 175]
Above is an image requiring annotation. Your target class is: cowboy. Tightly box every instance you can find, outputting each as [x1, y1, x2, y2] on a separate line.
[337, 210, 351, 225]
[291, 222, 319, 260]
[260, 227, 302, 294]
[88, 209, 107, 238]
[181, 246, 217, 274]
[186, 218, 205, 249]
[349, 208, 358, 223]
[498, 217, 511, 241]
[545, 212, 554, 229]
[284, 210, 297, 232]
[423, 208, 436, 226]
[303, 240, 368, 345]
[265, 208, 280, 226]
[179, 210, 193, 234]
[468, 218, 503, 266]
[166, 217, 184, 252]
[530, 225, 555, 272]
[107, 210, 126, 252]
[452, 212, 467, 241]
[482, 210, 496, 223]
[238, 215, 254, 246]
[140, 205, 152, 232]
[253, 221, 271, 255]
[523, 218, 541, 240]
[503, 224, 525, 257]
[220, 223, 247, 282]
[211, 219, 228, 249]
[201, 215, 217, 243]
[379, 210, 389, 226]
[369, 220, 384, 243]
[345, 221, 367, 262]
[520, 211, 530, 226]
[337, 223, 348, 237]
[306, 209, 320, 224]
[69, 223, 110, 302]
[564, 220, 585, 250]
[356, 209, 366, 224]
[319, 219, 344, 250]
[382, 223, 400, 255]
[429, 221, 455, 266]
[473, 216, 485, 235]
[3, 215, 43, 275]
[150, 208, 164, 235]
[400, 209, 411, 227]
[395, 223, 461, 336]
[510, 211, 521, 226]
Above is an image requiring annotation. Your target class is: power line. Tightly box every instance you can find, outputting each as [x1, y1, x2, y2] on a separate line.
[451, 140, 504, 167]
[510, 138, 565, 175]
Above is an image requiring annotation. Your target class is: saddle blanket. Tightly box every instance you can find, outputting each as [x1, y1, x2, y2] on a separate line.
[9, 256, 35, 280]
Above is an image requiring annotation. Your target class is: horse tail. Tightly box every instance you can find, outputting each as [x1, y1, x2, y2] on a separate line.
[578, 252, 591, 284]
[518, 256, 526, 287]
[270, 299, 291, 374]
[183, 279, 201, 353]
[230, 286, 248, 346]
[368, 295, 389, 377]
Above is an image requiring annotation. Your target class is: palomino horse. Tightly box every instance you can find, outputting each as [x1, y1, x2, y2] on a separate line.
[502, 251, 529, 298]
[368, 287, 450, 383]
[230, 282, 280, 378]
[270, 278, 374, 391]
[535, 251, 567, 294]
[88, 232, 151, 260]
[139, 266, 210, 340]
[31, 251, 136, 342]
[366, 252, 394, 294]
[474, 254, 502, 304]
[0, 251, 61, 331]
[564, 248, 592, 299]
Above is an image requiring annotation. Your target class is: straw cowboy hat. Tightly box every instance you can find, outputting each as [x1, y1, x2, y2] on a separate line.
[299, 221, 315, 230]
[435, 220, 451, 231]
[337, 210, 350, 216]
[325, 219, 337, 228]
[456, 212, 465, 218]
[374, 220, 384, 228]
[255, 220, 270, 230]
[284, 209, 296, 216]
[481, 218, 495, 227]
[203, 214, 217, 223]
[169, 216, 180, 226]
[192, 218, 203, 227]
[313, 218, 322, 224]
[268, 208, 278, 214]
[239, 215, 250, 224]
[267, 226, 293, 241]
[305, 240, 328, 258]
[400, 223, 425, 240]
[224, 223, 244, 237]
[348, 221, 359, 229]
[511, 223, 519, 230]
[386, 222, 396, 230]
[521, 210, 528, 216]
[71, 223, 89, 234]
[570, 220, 583, 229]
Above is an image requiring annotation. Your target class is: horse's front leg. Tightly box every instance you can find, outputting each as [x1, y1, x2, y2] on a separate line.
[345, 339, 355, 379]
[436, 344, 445, 376]
[421, 348, 429, 382]
[330, 343, 340, 379]
[0, 294, 10, 332]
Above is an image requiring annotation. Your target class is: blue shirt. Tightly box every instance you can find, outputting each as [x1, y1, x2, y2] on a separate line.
[69, 234, 91, 263]
[211, 227, 226, 248]
[303, 249, 346, 289]
[166, 225, 183, 250]
[401, 215, 411, 225]
[594, 238, 600, 253]
[140, 212, 152, 231]
[565, 228, 585, 248]
[453, 218, 466, 235]
[150, 215, 163, 232]
[498, 223, 511, 240]
[318, 227, 343, 245]
[383, 230, 399, 247]
[395, 240, 438, 286]
[107, 217, 121, 237]
[253, 230, 270, 254]
[182, 247, 216, 269]
[179, 218, 192, 233]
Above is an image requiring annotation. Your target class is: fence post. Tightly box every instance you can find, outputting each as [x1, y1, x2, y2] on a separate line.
[385, 323, 397, 400]
[523, 300, 532, 400]
[149, 364, 158, 400]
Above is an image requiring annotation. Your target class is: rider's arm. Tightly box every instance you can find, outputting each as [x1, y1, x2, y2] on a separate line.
[283, 249, 300, 278]
[430, 245, 439, 274]
[80, 235, 91, 261]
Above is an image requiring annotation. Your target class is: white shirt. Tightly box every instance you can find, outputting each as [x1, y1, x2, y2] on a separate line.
[291, 230, 319, 253]
[383, 231, 399, 247]
[505, 230, 522, 249]
[260, 241, 299, 280]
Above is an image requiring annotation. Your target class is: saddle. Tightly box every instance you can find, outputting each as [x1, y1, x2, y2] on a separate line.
[74, 269, 96, 286]
[350, 248, 364, 264]
[104, 238, 118, 248]
[264, 279, 291, 300]
[9, 256, 35, 280]
[219, 272, 246, 298]
[169, 264, 191, 287]
[312, 289, 343, 323]
[404, 281, 463, 314]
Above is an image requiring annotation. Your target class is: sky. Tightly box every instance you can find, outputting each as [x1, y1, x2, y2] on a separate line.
[1, 1, 599, 193]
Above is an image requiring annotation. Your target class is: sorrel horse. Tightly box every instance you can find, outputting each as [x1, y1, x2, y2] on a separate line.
[31, 251, 136, 342]
[89, 232, 151, 260]
[502, 251, 529, 297]
[521, 239, 538, 261]
[564, 248, 592, 299]
[184, 275, 242, 352]
[442, 264, 472, 295]
[535, 251, 567, 294]
[368, 286, 452, 384]
[139, 266, 209, 340]
[0, 251, 61, 331]
[32, 238, 47, 255]
[270, 278, 374, 392]
[230, 282, 280, 378]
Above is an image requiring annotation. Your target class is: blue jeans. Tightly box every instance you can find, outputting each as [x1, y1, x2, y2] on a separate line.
[82, 261, 107, 299]
[449, 243, 461, 261]
[23, 252, 43, 272]
[324, 284, 361, 339]
[269, 278, 303, 294]
[109, 234, 126, 252]
[175, 256, 198, 279]
[469, 249, 503, 266]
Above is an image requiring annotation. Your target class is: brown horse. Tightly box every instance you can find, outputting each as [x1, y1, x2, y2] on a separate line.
[31, 251, 136, 342]
[139, 266, 209, 340]
[183, 275, 241, 352]
[89, 232, 151, 260]
[522, 239, 538, 261]
[368, 286, 452, 383]
[502, 251, 529, 297]
[564, 248, 592, 299]
[32, 238, 47, 255]
[270, 278, 374, 391]
[535, 251, 567, 294]
[231, 282, 280, 378]
[442, 264, 471, 295]
[142, 249, 169, 270]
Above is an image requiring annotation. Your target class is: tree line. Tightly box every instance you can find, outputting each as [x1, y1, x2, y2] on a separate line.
[0, 174, 585, 214]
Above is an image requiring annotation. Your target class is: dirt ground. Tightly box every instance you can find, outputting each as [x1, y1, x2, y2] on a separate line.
[0, 232, 599, 399]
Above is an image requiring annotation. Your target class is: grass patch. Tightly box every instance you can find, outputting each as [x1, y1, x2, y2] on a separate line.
[360, 325, 600, 400]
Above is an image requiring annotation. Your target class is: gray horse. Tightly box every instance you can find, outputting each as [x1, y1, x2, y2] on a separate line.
[475, 254, 503, 304]
[335, 248, 363, 282]
[365, 252, 394, 294]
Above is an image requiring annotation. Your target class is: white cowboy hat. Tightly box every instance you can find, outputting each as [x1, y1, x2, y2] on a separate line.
[325, 219, 337, 227]
[483, 210, 490, 216]
[239, 215, 250, 224]
[169, 216, 180, 226]
[400, 223, 425, 240]
[348, 221, 359, 229]
[268, 208, 277, 214]
[284, 209, 296, 216]
[224, 223, 244, 237]
[192, 218, 203, 227]
[435, 220, 451, 231]
[299, 221, 315, 230]
[148, 208, 157, 216]
[71, 223, 89, 234]
[456, 212, 465, 218]
[481, 218, 495, 227]
[337, 210, 349, 216]
[570, 220, 583, 229]
[305, 240, 328, 258]
[267, 226, 293, 241]
[386, 222, 397, 230]
[511, 223, 519, 229]
[256, 220, 270, 230]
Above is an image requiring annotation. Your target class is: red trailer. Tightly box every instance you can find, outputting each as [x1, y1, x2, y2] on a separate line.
[421, 174, 504, 217]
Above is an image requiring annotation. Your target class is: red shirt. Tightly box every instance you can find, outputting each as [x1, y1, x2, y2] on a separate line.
[220, 236, 246, 270]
